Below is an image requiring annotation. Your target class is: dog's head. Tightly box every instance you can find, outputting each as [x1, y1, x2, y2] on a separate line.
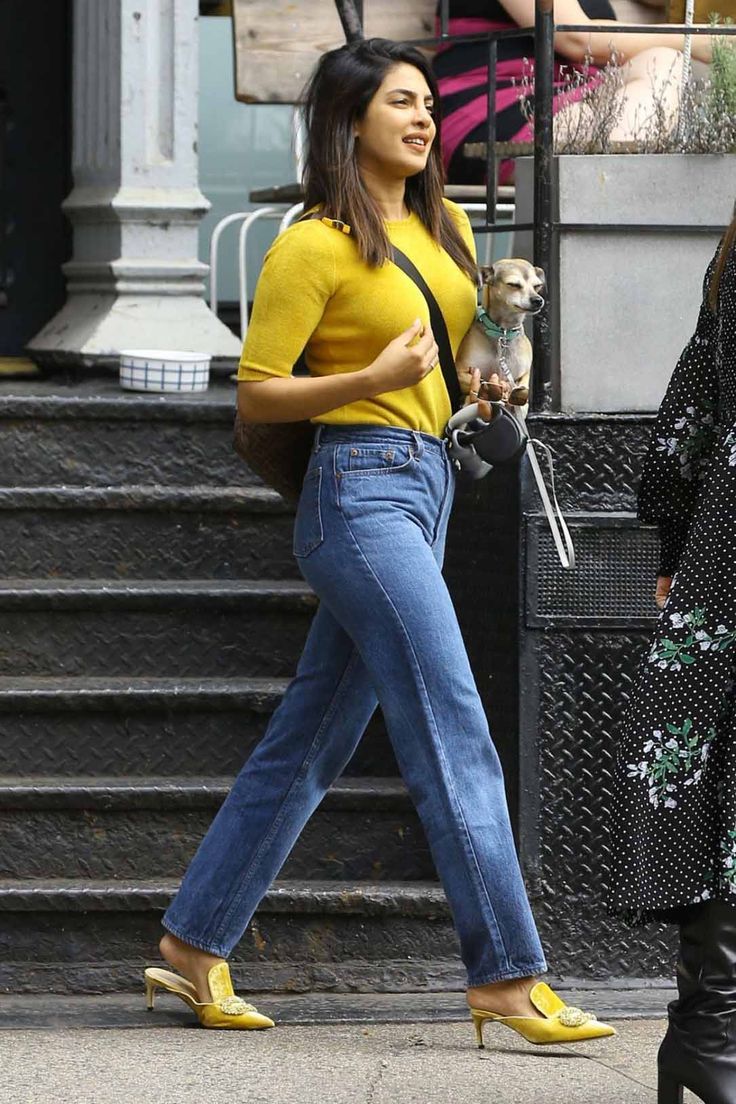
[479, 259, 546, 317]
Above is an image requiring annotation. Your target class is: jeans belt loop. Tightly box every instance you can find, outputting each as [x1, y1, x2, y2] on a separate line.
[410, 430, 424, 461]
[313, 424, 324, 452]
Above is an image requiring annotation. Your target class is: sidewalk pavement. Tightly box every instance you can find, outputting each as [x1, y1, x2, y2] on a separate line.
[0, 992, 701, 1104]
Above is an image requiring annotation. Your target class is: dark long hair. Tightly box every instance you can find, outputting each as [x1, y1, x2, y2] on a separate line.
[709, 205, 736, 313]
[301, 38, 477, 283]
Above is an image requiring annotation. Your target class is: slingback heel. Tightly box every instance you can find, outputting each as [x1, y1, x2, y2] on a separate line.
[469, 982, 616, 1048]
[144, 961, 275, 1030]
[657, 1072, 684, 1104]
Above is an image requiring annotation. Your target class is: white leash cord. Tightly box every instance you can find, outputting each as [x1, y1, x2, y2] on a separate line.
[523, 431, 576, 570]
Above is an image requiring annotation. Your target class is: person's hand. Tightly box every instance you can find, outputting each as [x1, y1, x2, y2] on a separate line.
[363, 319, 439, 396]
[464, 367, 493, 420]
[655, 575, 672, 610]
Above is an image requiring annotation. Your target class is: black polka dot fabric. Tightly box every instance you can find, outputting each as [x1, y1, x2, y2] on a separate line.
[609, 239, 736, 925]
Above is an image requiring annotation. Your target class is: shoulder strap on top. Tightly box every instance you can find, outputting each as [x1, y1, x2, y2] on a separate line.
[390, 246, 462, 412]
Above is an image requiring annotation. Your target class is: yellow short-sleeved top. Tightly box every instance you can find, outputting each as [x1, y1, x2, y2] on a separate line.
[237, 199, 477, 438]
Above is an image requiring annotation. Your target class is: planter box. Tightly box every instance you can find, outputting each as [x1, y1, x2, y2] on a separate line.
[515, 154, 736, 412]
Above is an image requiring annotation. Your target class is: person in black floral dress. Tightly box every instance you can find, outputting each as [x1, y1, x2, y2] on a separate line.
[609, 209, 736, 1104]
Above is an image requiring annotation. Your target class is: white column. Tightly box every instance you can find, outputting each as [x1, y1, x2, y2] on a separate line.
[28, 0, 241, 368]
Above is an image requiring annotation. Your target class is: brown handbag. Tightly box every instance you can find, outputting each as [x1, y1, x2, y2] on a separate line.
[233, 414, 315, 503]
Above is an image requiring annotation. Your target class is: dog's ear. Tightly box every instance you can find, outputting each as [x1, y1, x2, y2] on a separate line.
[479, 264, 497, 286]
[534, 266, 546, 289]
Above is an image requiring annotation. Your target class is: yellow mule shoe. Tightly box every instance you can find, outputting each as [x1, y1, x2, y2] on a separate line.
[144, 961, 275, 1030]
[470, 981, 616, 1047]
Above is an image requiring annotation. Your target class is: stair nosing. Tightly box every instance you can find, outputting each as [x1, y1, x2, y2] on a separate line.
[0, 485, 291, 513]
[0, 382, 237, 423]
[0, 878, 447, 916]
[0, 578, 316, 610]
[0, 675, 290, 712]
[0, 776, 408, 811]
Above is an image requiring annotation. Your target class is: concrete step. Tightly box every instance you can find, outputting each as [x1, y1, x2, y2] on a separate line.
[0, 676, 397, 777]
[0, 379, 250, 487]
[0, 579, 316, 677]
[0, 485, 299, 580]
[0, 877, 460, 994]
[0, 776, 433, 882]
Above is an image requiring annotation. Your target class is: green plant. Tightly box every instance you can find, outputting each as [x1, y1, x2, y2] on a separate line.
[710, 17, 736, 118]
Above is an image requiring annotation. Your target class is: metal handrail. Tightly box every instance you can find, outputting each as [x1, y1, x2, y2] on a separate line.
[209, 211, 252, 320]
[236, 208, 280, 339]
[209, 198, 513, 341]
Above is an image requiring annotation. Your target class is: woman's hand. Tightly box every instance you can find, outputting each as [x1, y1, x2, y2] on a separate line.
[464, 367, 494, 420]
[655, 575, 672, 610]
[362, 319, 439, 397]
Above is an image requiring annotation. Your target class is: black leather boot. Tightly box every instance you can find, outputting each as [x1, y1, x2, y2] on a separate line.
[658, 900, 736, 1104]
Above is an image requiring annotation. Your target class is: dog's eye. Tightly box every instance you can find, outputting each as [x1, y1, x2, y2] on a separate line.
[505, 282, 523, 289]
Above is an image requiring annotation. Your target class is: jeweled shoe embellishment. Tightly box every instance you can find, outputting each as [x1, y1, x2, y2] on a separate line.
[218, 995, 256, 1015]
[556, 1006, 596, 1028]
[469, 981, 614, 1048]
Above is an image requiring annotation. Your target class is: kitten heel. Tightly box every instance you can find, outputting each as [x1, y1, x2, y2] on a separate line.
[145, 975, 157, 1011]
[471, 1010, 486, 1050]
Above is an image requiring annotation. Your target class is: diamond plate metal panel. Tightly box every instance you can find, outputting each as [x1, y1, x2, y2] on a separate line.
[519, 416, 678, 979]
[531, 632, 677, 977]
[526, 515, 660, 627]
[526, 415, 654, 511]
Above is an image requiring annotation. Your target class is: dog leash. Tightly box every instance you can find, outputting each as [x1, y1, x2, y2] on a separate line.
[477, 283, 575, 569]
[523, 433, 576, 570]
[394, 240, 575, 569]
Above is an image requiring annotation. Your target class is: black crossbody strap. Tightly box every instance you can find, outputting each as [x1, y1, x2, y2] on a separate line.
[390, 246, 462, 412]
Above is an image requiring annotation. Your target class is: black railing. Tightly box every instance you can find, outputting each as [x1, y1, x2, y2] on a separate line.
[334, 0, 736, 410]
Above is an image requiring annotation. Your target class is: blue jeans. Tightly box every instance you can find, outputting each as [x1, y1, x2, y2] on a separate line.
[162, 425, 546, 986]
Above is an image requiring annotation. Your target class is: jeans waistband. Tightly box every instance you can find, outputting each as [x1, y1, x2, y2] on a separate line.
[313, 424, 447, 456]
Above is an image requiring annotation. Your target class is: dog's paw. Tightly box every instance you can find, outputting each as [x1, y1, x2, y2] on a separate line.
[508, 385, 529, 406]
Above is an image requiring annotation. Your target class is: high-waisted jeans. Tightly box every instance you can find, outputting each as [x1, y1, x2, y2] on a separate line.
[162, 425, 546, 986]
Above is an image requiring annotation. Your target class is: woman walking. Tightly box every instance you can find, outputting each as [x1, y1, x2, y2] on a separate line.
[145, 37, 613, 1046]
[610, 209, 736, 1103]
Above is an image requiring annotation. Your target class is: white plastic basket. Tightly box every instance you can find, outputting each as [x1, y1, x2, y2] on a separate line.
[119, 350, 211, 393]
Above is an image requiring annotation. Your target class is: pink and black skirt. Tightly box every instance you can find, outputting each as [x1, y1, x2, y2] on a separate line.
[433, 15, 607, 184]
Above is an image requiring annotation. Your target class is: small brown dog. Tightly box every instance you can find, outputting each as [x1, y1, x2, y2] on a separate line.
[455, 259, 545, 413]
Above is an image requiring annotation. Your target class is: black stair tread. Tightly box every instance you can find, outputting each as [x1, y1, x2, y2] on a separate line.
[0, 675, 290, 711]
[0, 878, 447, 914]
[0, 378, 237, 420]
[0, 775, 409, 810]
[0, 485, 290, 511]
[0, 578, 316, 609]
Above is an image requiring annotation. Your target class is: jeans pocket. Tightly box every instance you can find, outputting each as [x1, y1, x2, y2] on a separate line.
[336, 442, 415, 477]
[293, 465, 324, 558]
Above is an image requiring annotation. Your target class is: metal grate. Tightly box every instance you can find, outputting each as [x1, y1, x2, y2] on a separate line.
[526, 516, 659, 626]
[532, 631, 677, 977]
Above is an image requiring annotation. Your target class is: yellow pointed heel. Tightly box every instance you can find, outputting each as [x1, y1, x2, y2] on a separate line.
[470, 981, 616, 1048]
[144, 961, 275, 1030]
